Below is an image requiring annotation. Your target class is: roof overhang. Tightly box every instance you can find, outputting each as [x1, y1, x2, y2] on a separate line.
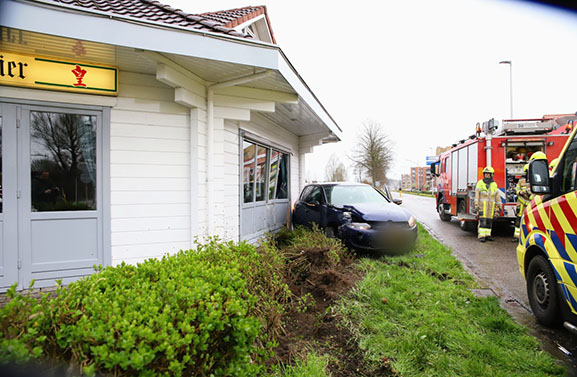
[0, 0, 342, 141]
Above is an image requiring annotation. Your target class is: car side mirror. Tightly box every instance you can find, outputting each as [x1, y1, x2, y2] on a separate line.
[430, 162, 439, 177]
[393, 198, 403, 205]
[528, 159, 550, 194]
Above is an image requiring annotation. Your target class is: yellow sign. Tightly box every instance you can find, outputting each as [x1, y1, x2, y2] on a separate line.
[0, 51, 117, 95]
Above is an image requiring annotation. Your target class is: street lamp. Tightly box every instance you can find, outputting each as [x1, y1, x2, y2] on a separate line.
[499, 60, 513, 118]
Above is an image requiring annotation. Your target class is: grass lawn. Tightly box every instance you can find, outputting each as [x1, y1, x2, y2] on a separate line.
[331, 223, 564, 377]
[396, 190, 435, 198]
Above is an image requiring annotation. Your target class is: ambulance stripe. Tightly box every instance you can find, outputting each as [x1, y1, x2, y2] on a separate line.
[549, 209, 567, 250]
[560, 284, 577, 314]
[567, 234, 577, 257]
[522, 224, 529, 239]
[531, 207, 547, 233]
[537, 204, 553, 229]
[524, 209, 532, 229]
[554, 265, 563, 281]
[551, 200, 574, 235]
[567, 287, 577, 313]
[566, 191, 577, 211]
[534, 234, 546, 250]
[558, 196, 577, 230]
[550, 230, 571, 261]
[564, 262, 577, 288]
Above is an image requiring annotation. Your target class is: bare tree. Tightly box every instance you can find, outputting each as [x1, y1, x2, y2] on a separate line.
[325, 153, 348, 182]
[350, 120, 393, 186]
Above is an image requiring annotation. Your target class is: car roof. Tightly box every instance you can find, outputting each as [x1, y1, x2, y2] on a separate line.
[307, 182, 372, 188]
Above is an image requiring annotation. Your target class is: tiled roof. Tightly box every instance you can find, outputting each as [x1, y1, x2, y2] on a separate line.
[46, 0, 261, 39]
[199, 6, 264, 28]
[201, 6, 275, 43]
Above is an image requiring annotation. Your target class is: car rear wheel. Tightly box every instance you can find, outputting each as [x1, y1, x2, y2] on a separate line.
[527, 255, 561, 327]
[438, 199, 451, 222]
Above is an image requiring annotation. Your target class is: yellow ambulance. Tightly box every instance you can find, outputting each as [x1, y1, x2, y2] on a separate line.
[519, 120, 577, 333]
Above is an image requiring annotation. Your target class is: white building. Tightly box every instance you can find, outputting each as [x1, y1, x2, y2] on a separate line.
[0, 0, 341, 290]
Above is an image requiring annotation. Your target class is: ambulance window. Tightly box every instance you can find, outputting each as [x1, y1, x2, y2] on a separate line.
[561, 136, 577, 193]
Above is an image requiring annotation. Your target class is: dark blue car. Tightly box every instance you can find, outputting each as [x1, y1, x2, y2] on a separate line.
[293, 183, 417, 254]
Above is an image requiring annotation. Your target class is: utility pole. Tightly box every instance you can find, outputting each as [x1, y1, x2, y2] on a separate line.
[499, 60, 513, 118]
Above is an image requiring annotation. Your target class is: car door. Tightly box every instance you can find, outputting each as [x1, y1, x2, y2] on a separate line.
[293, 185, 324, 229]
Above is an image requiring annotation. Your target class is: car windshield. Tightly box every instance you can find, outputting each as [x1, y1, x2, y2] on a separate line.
[325, 185, 388, 207]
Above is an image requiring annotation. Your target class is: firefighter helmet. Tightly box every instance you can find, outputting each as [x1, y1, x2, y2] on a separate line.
[529, 151, 547, 161]
[482, 166, 495, 174]
[549, 158, 559, 171]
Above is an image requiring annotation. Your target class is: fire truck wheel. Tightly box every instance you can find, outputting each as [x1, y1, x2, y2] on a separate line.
[437, 200, 451, 222]
[527, 255, 561, 327]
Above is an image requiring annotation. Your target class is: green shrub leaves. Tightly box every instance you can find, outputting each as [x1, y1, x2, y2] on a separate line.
[1, 241, 285, 376]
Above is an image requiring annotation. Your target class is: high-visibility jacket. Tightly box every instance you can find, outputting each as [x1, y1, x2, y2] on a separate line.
[475, 179, 500, 218]
[515, 177, 531, 216]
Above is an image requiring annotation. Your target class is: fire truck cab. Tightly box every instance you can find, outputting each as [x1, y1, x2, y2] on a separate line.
[431, 115, 574, 231]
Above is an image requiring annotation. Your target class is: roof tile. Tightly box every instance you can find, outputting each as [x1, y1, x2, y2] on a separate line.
[45, 0, 267, 40]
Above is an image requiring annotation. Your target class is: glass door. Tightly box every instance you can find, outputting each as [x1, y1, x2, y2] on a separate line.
[18, 105, 103, 288]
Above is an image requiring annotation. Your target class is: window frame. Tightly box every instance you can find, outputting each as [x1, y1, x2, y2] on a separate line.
[560, 136, 577, 194]
[241, 135, 291, 208]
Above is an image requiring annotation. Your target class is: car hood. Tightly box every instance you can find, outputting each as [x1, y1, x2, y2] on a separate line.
[345, 202, 412, 222]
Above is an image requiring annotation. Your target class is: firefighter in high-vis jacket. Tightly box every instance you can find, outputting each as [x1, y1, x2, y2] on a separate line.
[549, 157, 559, 177]
[513, 164, 530, 242]
[475, 166, 501, 242]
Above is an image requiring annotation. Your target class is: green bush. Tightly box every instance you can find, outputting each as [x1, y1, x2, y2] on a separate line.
[1, 244, 274, 376]
[193, 239, 291, 343]
[0, 283, 50, 364]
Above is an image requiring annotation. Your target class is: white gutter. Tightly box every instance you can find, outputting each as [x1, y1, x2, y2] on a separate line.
[17, 0, 279, 49]
[205, 70, 273, 235]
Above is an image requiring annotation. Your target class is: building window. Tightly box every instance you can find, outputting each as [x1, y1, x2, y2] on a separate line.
[275, 152, 289, 199]
[243, 140, 256, 203]
[255, 145, 267, 202]
[243, 138, 290, 204]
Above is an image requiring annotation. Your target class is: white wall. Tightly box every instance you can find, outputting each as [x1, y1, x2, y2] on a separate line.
[110, 71, 192, 265]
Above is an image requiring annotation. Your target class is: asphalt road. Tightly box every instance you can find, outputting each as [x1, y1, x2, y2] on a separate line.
[395, 192, 577, 374]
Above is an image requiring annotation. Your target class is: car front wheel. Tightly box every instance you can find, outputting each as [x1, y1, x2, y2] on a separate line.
[325, 226, 337, 238]
[527, 255, 561, 327]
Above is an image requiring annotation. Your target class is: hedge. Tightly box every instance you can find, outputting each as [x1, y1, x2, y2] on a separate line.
[0, 241, 285, 376]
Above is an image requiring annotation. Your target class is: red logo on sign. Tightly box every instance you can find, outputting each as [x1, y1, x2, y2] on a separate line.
[72, 40, 86, 56]
[71, 65, 87, 87]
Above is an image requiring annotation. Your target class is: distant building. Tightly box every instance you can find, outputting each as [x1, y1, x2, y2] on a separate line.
[435, 146, 452, 155]
[401, 174, 411, 190]
[411, 167, 431, 191]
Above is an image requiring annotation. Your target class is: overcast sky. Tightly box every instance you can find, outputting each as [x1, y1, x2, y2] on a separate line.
[166, 0, 577, 183]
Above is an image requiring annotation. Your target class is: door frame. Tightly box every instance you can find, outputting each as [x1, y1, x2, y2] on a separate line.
[0, 98, 111, 290]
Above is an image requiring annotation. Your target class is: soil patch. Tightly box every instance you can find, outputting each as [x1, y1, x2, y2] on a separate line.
[273, 248, 397, 376]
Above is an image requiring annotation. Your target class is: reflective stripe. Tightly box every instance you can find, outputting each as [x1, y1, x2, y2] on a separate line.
[478, 227, 491, 238]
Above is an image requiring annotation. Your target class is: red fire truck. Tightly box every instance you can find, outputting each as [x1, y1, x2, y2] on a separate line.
[431, 114, 576, 230]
